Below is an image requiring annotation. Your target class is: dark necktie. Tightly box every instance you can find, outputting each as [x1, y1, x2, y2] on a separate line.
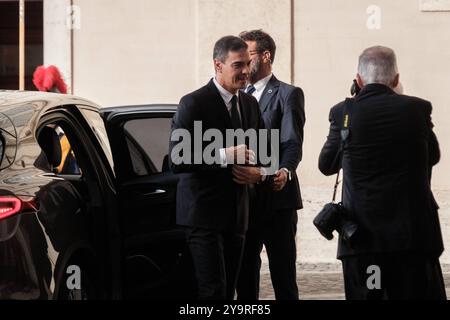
[246, 85, 256, 95]
[230, 95, 241, 129]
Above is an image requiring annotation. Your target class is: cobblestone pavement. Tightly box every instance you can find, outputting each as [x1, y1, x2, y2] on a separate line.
[257, 185, 450, 300]
[259, 263, 450, 300]
[258, 262, 346, 300]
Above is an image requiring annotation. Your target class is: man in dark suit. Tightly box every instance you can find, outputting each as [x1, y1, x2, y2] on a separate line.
[319, 46, 446, 300]
[169, 36, 268, 300]
[236, 30, 305, 300]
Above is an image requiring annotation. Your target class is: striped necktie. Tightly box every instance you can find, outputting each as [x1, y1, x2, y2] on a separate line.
[246, 85, 256, 95]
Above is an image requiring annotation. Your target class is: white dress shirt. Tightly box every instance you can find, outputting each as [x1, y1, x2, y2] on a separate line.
[247, 73, 273, 102]
[213, 77, 242, 120]
[213, 78, 241, 166]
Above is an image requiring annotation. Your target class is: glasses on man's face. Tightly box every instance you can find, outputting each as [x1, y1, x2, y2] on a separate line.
[248, 50, 262, 57]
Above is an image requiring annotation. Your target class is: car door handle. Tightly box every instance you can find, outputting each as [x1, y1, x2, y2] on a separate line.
[143, 189, 166, 196]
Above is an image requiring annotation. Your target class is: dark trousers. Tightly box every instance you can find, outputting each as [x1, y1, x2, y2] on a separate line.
[185, 227, 245, 300]
[236, 209, 299, 300]
[341, 252, 447, 300]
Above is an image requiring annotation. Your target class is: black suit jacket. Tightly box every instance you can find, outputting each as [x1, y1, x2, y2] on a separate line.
[170, 79, 266, 234]
[319, 84, 443, 259]
[257, 75, 305, 212]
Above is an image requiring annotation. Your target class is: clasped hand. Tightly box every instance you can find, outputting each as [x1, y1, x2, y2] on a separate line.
[226, 145, 261, 184]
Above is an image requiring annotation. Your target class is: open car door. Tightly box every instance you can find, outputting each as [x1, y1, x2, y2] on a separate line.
[101, 105, 195, 299]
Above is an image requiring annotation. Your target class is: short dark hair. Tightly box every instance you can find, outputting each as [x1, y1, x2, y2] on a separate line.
[239, 29, 276, 64]
[213, 36, 248, 62]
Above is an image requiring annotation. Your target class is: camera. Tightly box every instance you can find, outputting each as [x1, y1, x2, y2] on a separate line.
[313, 202, 359, 246]
[350, 79, 361, 96]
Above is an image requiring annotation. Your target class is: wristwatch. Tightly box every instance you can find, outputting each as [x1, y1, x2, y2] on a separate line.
[280, 168, 292, 181]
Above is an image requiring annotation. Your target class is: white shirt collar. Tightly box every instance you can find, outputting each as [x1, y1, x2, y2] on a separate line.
[213, 77, 239, 105]
[251, 73, 273, 93]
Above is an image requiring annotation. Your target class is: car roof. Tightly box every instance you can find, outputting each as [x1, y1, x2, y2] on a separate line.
[0, 91, 178, 124]
[100, 104, 177, 115]
[0, 90, 101, 111]
[99, 105, 178, 124]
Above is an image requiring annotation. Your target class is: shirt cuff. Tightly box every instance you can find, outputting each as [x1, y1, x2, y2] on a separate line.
[219, 148, 227, 168]
[280, 167, 291, 181]
[260, 167, 268, 182]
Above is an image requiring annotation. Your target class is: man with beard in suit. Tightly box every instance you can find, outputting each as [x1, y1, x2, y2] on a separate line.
[236, 30, 305, 300]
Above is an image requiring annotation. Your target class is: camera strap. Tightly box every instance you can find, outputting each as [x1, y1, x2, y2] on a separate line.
[332, 98, 354, 203]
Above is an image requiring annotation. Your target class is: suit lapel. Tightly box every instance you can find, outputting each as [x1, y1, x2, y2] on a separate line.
[259, 75, 280, 113]
[206, 79, 232, 128]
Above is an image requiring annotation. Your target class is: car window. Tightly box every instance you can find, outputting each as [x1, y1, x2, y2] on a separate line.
[123, 117, 172, 175]
[36, 125, 81, 175]
[55, 126, 81, 175]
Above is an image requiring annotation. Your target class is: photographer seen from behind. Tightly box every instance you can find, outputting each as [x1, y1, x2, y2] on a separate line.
[318, 46, 446, 300]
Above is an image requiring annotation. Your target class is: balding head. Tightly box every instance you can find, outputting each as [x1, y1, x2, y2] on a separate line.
[357, 46, 399, 88]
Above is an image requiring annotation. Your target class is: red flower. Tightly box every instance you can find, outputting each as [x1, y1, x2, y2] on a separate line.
[32, 65, 68, 94]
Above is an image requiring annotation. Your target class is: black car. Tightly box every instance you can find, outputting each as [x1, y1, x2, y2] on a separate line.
[0, 91, 195, 300]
